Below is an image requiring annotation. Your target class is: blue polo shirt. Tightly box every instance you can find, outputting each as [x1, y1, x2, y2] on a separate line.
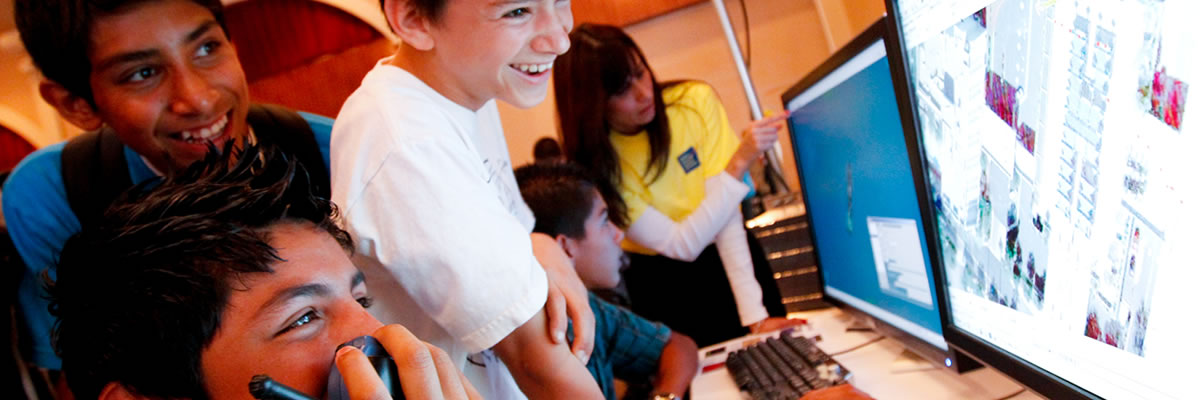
[568, 293, 673, 400]
[1, 112, 332, 369]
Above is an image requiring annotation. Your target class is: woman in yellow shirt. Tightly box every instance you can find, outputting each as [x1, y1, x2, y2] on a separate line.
[552, 24, 799, 346]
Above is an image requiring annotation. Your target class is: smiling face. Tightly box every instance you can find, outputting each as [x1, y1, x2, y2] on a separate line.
[200, 223, 382, 399]
[566, 191, 627, 289]
[85, 0, 250, 173]
[604, 60, 655, 134]
[418, 0, 573, 109]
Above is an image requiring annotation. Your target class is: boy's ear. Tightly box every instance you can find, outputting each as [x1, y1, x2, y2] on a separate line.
[39, 81, 103, 131]
[384, 0, 435, 51]
[555, 234, 577, 260]
[97, 382, 149, 400]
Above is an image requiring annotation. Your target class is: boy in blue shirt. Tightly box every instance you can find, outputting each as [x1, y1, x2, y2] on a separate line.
[4, 0, 333, 372]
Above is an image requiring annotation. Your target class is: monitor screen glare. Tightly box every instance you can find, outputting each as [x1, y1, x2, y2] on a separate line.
[894, 0, 1197, 398]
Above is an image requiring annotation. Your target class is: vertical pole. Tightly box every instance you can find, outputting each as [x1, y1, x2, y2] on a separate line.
[710, 0, 791, 192]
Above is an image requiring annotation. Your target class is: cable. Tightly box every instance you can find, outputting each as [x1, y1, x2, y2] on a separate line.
[827, 335, 885, 356]
[994, 387, 1027, 400]
[738, 0, 751, 69]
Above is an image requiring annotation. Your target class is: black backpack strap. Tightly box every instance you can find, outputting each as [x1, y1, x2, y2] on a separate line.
[247, 104, 331, 199]
[61, 128, 134, 230]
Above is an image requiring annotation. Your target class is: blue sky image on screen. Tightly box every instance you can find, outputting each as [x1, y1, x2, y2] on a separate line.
[787, 45, 943, 344]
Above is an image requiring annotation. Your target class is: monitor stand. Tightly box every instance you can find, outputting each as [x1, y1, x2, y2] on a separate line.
[890, 347, 939, 374]
[838, 311, 874, 332]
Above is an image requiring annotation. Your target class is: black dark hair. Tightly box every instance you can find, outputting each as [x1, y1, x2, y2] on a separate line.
[532, 137, 563, 162]
[516, 161, 628, 238]
[14, 0, 228, 104]
[48, 144, 350, 400]
[552, 23, 674, 225]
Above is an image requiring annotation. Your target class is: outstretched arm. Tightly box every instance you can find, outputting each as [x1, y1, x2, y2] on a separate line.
[713, 211, 769, 326]
[652, 332, 699, 396]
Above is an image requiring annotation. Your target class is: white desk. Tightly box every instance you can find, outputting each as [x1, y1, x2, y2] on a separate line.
[691, 307, 1046, 400]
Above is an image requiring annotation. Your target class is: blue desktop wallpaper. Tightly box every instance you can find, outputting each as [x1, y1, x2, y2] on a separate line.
[788, 54, 943, 336]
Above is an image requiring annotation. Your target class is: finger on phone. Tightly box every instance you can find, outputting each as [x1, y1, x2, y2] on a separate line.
[373, 324, 444, 400]
[335, 346, 391, 400]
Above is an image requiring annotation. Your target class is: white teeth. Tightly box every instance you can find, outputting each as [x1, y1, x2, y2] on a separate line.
[512, 62, 553, 74]
[180, 115, 228, 142]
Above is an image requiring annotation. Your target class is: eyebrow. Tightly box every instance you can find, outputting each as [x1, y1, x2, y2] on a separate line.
[489, 0, 537, 8]
[254, 268, 368, 323]
[93, 20, 220, 73]
[259, 283, 331, 317]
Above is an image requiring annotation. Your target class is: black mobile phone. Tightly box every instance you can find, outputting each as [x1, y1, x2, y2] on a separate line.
[326, 336, 404, 400]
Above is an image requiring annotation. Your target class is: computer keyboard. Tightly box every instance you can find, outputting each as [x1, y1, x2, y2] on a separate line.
[724, 334, 851, 400]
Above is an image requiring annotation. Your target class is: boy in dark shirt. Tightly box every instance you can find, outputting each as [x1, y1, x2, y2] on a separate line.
[516, 162, 698, 400]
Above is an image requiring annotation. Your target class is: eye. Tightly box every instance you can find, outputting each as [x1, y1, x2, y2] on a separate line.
[197, 40, 221, 57]
[357, 296, 374, 308]
[124, 67, 159, 83]
[277, 310, 319, 336]
[503, 7, 530, 18]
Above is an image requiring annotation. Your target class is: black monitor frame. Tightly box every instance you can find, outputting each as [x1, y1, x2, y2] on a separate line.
[881, 2, 1101, 398]
[780, 17, 977, 374]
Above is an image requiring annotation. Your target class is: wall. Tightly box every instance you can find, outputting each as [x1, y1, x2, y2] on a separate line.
[815, 0, 887, 51]
[0, 4, 78, 149]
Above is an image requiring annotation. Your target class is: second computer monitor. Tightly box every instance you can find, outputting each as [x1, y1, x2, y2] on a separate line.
[782, 19, 968, 370]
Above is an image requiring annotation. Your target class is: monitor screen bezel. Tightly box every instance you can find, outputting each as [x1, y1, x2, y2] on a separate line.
[882, 2, 1104, 398]
[779, 17, 971, 372]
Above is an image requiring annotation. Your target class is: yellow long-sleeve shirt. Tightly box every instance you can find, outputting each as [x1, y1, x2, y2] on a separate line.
[610, 81, 740, 255]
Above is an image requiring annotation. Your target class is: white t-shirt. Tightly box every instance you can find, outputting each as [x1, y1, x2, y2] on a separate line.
[331, 60, 546, 399]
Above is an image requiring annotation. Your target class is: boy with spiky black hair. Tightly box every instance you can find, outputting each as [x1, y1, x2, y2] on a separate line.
[52, 146, 478, 400]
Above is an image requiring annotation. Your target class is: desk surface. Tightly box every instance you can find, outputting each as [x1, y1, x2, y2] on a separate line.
[691, 307, 1046, 400]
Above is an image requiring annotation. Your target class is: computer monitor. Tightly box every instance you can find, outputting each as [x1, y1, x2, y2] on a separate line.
[781, 18, 975, 372]
[887, 0, 1196, 398]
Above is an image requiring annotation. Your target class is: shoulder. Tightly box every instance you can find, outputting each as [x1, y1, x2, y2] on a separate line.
[589, 294, 672, 352]
[663, 81, 719, 107]
[2, 142, 78, 259]
[334, 68, 460, 147]
[299, 111, 334, 139]
[298, 111, 333, 162]
[664, 81, 724, 129]
[589, 293, 662, 335]
[3, 143, 67, 202]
